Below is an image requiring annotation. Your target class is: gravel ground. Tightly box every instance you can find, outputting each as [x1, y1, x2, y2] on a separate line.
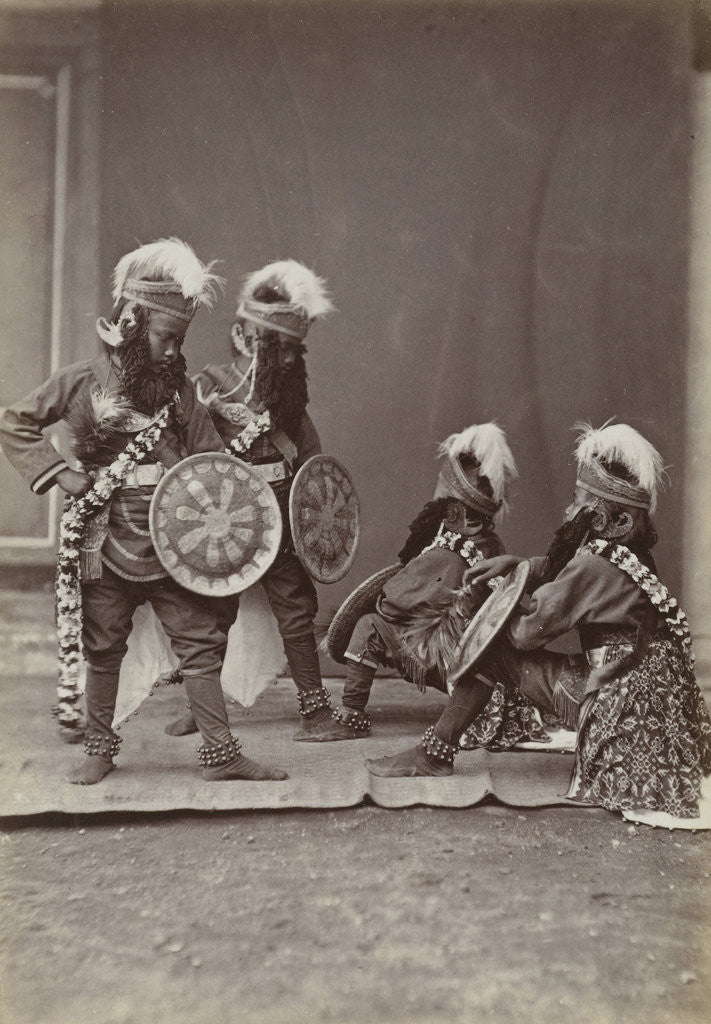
[1, 803, 709, 1024]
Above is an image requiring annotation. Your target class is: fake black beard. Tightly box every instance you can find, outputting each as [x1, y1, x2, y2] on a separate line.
[251, 338, 308, 436]
[539, 508, 598, 583]
[398, 499, 492, 564]
[118, 336, 187, 415]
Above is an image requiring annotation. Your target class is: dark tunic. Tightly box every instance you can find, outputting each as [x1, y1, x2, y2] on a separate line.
[0, 356, 223, 581]
[504, 548, 711, 817]
[191, 360, 321, 645]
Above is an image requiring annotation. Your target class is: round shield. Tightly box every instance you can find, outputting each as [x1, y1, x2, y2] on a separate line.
[447, 560, 531, 687]
[289, 454, 361, 583]
[324, 564, 402, 663]
[149, 453, 282, 596]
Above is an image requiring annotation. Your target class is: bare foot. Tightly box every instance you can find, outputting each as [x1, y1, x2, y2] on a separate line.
[365, 745, 453, 778]
[66, 756, 115, 785]
[202, 754, 288, 782]
[293, 716, 367, 742]
[164, 713, 198, 736]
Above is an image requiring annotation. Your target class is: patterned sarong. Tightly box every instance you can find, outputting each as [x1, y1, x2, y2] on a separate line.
[569, 637, 711, 817]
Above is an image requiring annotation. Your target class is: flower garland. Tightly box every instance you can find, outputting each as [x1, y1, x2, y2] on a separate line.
[582, 539, 694, 669]
[421, 525, 485, 569]
[227, 410, 272, 456]
[54, 398, 175, 729]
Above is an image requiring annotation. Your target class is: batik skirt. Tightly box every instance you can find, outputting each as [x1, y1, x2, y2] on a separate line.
[459, 681, 553, 751]
[568, 637, 711, 817]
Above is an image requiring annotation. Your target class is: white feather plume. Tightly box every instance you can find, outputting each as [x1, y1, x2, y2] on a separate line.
[574, 421, 665, 512]
[239, 259, 333, 319]
[90, 387, 133, 426]
[112, 237, 223, 309]
[438, 422, 518, 508]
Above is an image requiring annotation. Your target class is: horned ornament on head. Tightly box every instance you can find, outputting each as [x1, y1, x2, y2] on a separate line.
[234, 259, 334, 350]
[435, 422, 518, 521]
[574, 421, 665, 514]
[97, 237, 223, 347]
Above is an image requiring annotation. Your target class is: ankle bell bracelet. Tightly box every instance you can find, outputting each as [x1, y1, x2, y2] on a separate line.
[422, 725, 458, 764]
[197, 735, 242, 768]
[333, 706, 371, 732]
[296, 686, 332, 716]
[83, 733, 122, 759]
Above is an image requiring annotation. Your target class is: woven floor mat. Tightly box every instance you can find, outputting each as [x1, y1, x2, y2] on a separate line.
[0, 676, 578, 816]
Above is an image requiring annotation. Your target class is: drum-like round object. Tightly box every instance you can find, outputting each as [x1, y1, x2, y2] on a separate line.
[149, 453, 282, 596]
[324, 564, 401, 663]
[447, 560, 531, 687]
[289, 455, 361, 583]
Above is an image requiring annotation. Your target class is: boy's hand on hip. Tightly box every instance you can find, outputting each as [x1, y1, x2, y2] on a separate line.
[56, 468, 93, 497]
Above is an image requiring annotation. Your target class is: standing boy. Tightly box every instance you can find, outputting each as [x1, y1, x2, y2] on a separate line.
[164, 259, 336, 740]
[0, 238, 287, 784]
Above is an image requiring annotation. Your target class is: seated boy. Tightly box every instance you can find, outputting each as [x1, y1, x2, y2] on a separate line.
[368, 423, 711, 818]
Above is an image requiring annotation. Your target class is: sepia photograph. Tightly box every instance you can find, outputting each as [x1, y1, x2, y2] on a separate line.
[0, 1, 710, 1022]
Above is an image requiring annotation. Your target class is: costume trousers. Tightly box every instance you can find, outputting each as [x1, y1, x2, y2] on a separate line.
[342, 613, 385, 709]
[209, 550, 322, 693]
[487, 644, 581, 724]
[82, 566, 231, 747]
[431, 644, 576, 746]
[433, 676, 493, 745]
[343, 611, 448, 710]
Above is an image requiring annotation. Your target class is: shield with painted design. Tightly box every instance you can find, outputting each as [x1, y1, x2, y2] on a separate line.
[447, 560, 531, 689]
[324, 564, 401, 663]
[289, 454, 361, 583]
[149, 452, 282, 596]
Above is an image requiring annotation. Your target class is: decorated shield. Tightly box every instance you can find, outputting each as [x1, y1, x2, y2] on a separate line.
[149, 452, 282, 596]
[447, 560, 531, 688]
[324, 564, 402, 663]
[289, 454, 361, 583]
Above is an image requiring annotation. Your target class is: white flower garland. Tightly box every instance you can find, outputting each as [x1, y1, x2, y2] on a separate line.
[227, 410, 271, 455]
[421, 525, 485, 569]
[582, 539, 694, 669]
[54, 398, 175, 728]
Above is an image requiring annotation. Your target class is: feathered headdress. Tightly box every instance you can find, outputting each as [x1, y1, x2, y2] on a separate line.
[436, 422, 518, 518]
[574, 421, 665, 513]
[111, 237, 223, 322]
[236, 259, 334, 340]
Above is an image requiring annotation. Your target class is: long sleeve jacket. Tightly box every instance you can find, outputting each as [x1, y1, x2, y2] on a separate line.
[508, 549, 661, 652]
[193, 362, 321, 472]
[0, 356, 223, 493]
[380, 530, 505, 623]
[360, 528, 506, 684]
[0, 356, 224, 581]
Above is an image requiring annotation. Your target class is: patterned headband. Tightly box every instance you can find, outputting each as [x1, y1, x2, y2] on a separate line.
[438, 457, 500, 517]
[237, 299, 309, 340]
[577, 460, 651, 511]
[121, 278, 197, 323]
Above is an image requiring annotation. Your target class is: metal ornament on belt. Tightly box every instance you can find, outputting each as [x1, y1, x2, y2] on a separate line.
[149, 452, 282, 596]
[447, 560, 531, 689]
[289, 454, 361, 583]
